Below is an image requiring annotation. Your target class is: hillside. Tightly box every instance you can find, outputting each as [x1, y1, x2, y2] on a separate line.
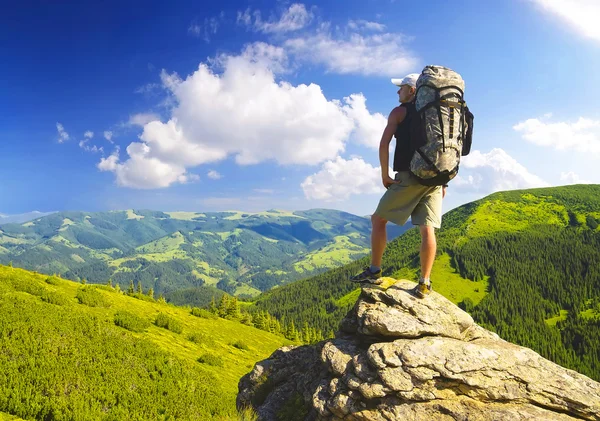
[0, 264, 289, 420]
[0, 209, 407, 299]
[252, 185, 600, 381]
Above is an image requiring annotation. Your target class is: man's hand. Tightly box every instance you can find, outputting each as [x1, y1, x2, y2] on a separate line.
[442, 186, 447, 198]
[382, 175, 397, 189]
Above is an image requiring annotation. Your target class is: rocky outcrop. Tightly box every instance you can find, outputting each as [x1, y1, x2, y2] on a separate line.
[238, 278, 600, 421]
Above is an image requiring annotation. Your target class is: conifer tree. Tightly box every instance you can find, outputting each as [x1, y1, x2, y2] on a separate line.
[128, 280, 134, 295]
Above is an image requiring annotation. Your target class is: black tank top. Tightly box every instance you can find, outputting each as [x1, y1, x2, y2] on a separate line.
[393, 101, 416, 172]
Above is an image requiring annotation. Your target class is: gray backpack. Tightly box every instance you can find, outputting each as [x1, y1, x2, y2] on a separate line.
[409, 65, 473, 186]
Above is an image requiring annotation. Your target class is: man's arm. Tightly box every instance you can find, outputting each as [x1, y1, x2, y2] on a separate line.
[379, 106, 406, 188]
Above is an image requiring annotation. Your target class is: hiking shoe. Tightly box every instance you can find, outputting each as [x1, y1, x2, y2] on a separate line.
[414, 281, 432, 298]
[350, 267, 382, 284]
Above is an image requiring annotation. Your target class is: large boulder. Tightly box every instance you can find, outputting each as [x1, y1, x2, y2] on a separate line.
[238, 278, 600, 421]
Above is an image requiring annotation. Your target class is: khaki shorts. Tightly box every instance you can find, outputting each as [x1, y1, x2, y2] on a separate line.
[375, 171, 443, 228]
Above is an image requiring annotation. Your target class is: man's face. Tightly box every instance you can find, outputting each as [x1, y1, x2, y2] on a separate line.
[397, 85, 415, 103]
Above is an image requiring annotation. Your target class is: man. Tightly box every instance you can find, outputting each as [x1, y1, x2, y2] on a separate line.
[350, 73, 447, 298]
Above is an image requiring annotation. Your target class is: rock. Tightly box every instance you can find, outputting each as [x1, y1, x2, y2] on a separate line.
[238, 278, 600, 420]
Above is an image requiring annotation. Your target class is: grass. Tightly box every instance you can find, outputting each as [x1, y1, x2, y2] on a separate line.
[293, 235, 369, 272]
[0, 265, 291, 416]
[545, 310, 569, 327]
[0, 412, 25, 420]
[126, 209, 144, 220]
[427, 253, 488, 306]
[165, 212, 206, 220]
[464, 196, 568, 238]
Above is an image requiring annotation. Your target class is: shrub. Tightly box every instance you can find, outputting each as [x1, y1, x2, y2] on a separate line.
[187, 332, 215, 346]
[231, 340, 249, 351]
[114, 311, 150, 333]
[191, 307, 217, 319]
[76, 287, 109, 308]
[154, 313, 183, 334]
[45, 276, 61, 285]
[41, 292, 69, 306]
[197, 353, 223, 367]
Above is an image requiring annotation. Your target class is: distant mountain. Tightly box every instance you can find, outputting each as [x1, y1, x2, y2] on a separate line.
[0, 211, 55, 224]
[0, 208, 408, 297]
[253, 185, 600, 382]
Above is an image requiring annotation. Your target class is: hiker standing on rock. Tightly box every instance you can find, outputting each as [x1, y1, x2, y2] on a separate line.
[350, 73, 446, 298]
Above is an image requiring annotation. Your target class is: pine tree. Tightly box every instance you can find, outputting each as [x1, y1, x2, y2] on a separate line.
[147, 288, 154, 300]
[218, 295, 229, 318]
[128, 280, 134, 295]
[225, 297, 241, 320]
[136, 281, 143, 295]
[208, 297, 218, 314]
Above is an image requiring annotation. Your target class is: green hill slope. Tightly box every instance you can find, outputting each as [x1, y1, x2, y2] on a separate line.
[252, 185, 600, 381]
[0, 209, 406, 299]
[0, 265, 289, 420]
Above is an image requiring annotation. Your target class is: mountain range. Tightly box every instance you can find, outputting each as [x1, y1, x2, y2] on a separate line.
[0, 209, 407, 298]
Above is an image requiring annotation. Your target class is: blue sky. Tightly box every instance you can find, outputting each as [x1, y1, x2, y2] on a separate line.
[1, 0, 599, 218]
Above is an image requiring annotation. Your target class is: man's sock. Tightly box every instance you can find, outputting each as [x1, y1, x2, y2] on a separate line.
[370, 265, 381, 273]
[420, 277, 431, 285]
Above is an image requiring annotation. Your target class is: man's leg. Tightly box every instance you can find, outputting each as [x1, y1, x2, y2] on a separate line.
[349, 213, 387, 283]
[419, 225, 436, 280]
[371, 213, 388, 268]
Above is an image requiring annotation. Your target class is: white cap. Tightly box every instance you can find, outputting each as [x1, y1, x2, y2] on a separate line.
[391, 73, 420, 88]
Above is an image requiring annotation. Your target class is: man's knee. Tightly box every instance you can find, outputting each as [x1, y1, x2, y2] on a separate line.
[419, 225, 436, 241]
[371, 213, 387, 228]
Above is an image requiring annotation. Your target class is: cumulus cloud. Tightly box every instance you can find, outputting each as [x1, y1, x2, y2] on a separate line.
[104, 131, 113, 142]
[238, 3, 312, 33]
[283, 25, 418, 76]
[530, 0, 600, 43]
[301, 156, 384, 201]
[513, 116, 600, 154]
[342, 94, 386, 148]
[128, 113, 161, 127]
[452, 148, 549, 194]
[560, 171, 592, 184]
[56, 123, 69, 143]
[207, 170, 222, 180]
[84, 131, 94, 139]
[99, 43, 391, 189]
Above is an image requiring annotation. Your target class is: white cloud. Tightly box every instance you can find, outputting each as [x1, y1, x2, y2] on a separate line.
[188, 13, 224, 42]
[128, 113, 161, 127]
[188, 23, 201, 36]
[56, 123, 69, 143]
[301, 156, 384, 201]
[100, 43, 365, 189]
[98, 148, 120, 171]
[452, 148, 549, 194]
[238, 3, 312, 34]
[560, 171, 592, 184]
[530, 0, 600, 43]
[347, 20, 386, 31]
[513, 116, 600, 154]
[84, 131, 94, 139]
[207, 170, 222, 180]
[254, 188, 274, 194]
[342, 94, 386, 148]
[104, 131, 113, 142]
[79, 137, 103, 153]
[284, 26, 418, 76]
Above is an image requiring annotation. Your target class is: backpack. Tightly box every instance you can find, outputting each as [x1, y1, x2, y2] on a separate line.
[409, 65, 474, 186]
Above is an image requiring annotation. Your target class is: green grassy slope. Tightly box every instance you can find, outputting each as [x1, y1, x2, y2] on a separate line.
[0, 265, 289, 420]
